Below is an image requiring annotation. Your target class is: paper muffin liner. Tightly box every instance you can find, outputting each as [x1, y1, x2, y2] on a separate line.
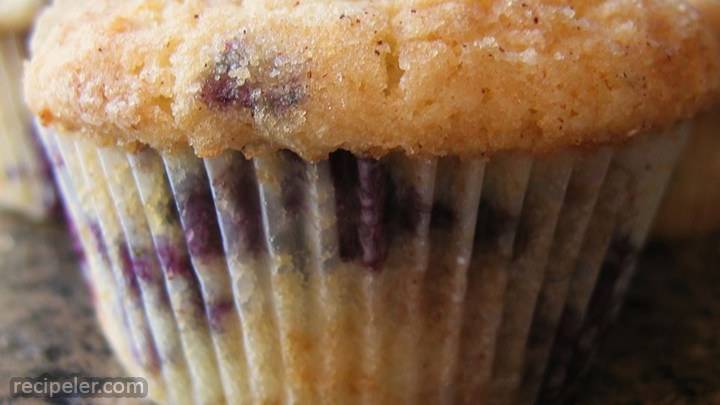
[40, 124, 687, 405]
[0, 34, 54, 219]
[653, 108, 720, 238]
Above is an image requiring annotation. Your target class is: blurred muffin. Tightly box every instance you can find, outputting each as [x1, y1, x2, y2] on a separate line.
[654, 0, 720, 239]
[26, 1, 720, 404]
[0, 0, 53, 219]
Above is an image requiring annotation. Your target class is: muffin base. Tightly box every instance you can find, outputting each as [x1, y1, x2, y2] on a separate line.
[40, 125, 687, 405]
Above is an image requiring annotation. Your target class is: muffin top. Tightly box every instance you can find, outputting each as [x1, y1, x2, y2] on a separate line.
[25, 0, 720, 160]
[0, 0, 44, 32]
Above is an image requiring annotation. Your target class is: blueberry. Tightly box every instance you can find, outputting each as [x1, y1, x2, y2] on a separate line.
[179, 185, 223, 258]
[357, 158, 388, 271]
[280, 151, 307, 215]
[88, 221, 111, 266]
[207, 300, 235, 332]
[201, 72, 254, 110]
[118, 242, 141, 294]
[330, 151, 362, 263]
[200, 38, 306, 115]
[154, 237, 192, 279]
[385, 176, 426, 235]
[212, 155, 266, 256]
[474, 198, 516, 251]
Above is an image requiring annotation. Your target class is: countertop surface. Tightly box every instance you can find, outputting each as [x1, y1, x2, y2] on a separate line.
[0, 213, 718, 404]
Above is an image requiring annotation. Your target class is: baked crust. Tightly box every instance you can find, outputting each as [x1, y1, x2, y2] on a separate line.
[25, 0, 720, 160]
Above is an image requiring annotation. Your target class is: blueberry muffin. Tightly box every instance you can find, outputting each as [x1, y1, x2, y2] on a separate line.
[25, 0, 720, 404]
[654, 0, 720, 239]
[0, 0, 53, 219]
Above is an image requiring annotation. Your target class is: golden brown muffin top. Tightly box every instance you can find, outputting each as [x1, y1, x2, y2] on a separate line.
[25, 0, 720, 160]
[0, 0, 44, 32]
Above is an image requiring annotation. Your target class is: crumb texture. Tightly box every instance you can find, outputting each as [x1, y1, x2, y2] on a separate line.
[26, 0, 720, 159]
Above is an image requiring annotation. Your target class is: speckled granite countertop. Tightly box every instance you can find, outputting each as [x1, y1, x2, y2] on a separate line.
[0, 212, 718, 405]
[0, 214, 149, 405]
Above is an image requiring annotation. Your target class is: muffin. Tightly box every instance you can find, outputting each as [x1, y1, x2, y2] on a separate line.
[25, 1, 720, 404]
[0, 0, 53, 219]
[653, 0, 720, 239]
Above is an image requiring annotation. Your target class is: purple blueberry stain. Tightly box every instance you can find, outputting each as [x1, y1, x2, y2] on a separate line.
[201, 39, 253, 110]
[45, 146, 65, 169]
[88, 221, 111, 266]
[357, 158, 389, 271]
[280, 151, 308, 216]
[474, 198, 516, 252]
[212, 154, 266, 256]
[330, 151, 432, 271]
[330, 151, 362, 263]
[118, 242, 141, 295]
[201, 72, 253, 110]
[385, 177, 427, 235]
[31, 127, 56, 180]
[63, 211, 86, 264]
[144, 341, 162, 373]
[178, 182, 224, 258]
[200, 37, 306, 116]
[263, 78, 306, 113]
[4, 165, 29, 181]
[154, 237, 193, 279]
[207, 300, 236, 332]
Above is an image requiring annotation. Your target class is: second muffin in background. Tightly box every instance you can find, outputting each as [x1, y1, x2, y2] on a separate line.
[25, 0, 720, 404]
[0, 0, 53, 219]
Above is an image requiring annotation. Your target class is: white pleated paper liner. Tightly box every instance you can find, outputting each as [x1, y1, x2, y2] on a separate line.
[39, 124, 687, 405]
[0, 34, 55, 220]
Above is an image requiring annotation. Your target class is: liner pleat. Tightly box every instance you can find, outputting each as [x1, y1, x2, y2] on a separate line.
[370, 156, 438, 405]
[162, 151, 251, 403]
[517, 149, 613, 404]
[98, 147, 219, 405]
[422, 158, 488, 405]
[42, 124, 687, 404]
[205, 152, 289, 404]
[454, 155, 533, 404]
[487, 152, 575, 404]
[538, 128, 688, 403]
[72, 140, 184, 398]
[37, 133, 163, 399]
